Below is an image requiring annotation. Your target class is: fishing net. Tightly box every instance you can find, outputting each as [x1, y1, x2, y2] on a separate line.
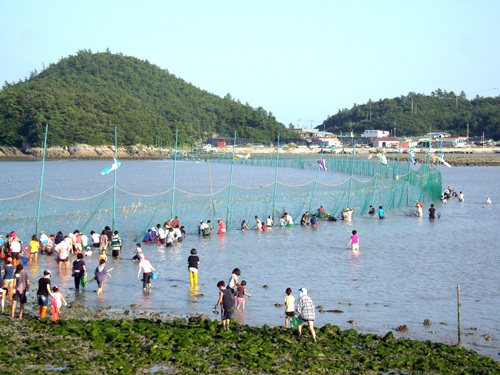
[0, 153, 442, 240]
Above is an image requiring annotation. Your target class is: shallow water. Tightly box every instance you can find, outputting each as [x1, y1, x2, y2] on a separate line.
[1, 161, 499, 359]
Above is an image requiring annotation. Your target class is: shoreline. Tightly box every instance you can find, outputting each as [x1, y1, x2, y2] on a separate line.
[0, 306, 498, 373]
[1, 144, 500, 166]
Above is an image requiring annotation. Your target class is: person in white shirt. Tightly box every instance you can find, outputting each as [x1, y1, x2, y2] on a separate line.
[56, 238, 71, 272]
[266, 215, 274, 228]
[138, 255, 154, 291]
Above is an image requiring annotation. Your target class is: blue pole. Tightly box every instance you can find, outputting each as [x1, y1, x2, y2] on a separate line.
[226, 131, 237, 230]
[347, 140, 356, 208]
[309, 147, 324, 212]
[35, 124, 48, 235]
[272, 134, 280, 221]
[112, 126, 117, 231]
[171, 129, 178, 219]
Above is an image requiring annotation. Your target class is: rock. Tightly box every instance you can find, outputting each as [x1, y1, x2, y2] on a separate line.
[482, 334, 492, 341]
[130, 304, 139, 308]
[274, 303, 283, 308]
[439, 322, 448, 326]
[348, 320, 357, 325]
[326, 310, 343, 313]
[396, 325, 408, 332]
[430, 331, 436, 334]
[319, 309, 325, 313]
[315, 305, 323, 310]
[423, 319, 431, 326]
[69, 301, 85, 309]
[262, 285, 269, 289]
[195, 294, 205, 298]
[467, 327, 477, 330]
[172, 285, 178, 287]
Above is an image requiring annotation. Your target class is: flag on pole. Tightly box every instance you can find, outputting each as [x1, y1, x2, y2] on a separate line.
[409, 150, 418, 166]
[434, 154, 451, 168]
[317, 159, 327, 171]
[101, 158, 121, 175]
[377, 153, 388, 167]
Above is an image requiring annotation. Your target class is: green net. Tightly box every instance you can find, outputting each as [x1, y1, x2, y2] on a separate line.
[0, 153, 442, 240]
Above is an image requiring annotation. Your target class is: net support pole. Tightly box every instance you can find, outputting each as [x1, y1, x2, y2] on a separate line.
[347, 140, 356, 208]
[272, 134, 280, 222]
[226, 131, 237, 230]
[35, 124, 48, 235]
[457, 283, 461, 347]
[309, 147, 323, 212]
[171, 129, 178, 220]
[112, 126, 117, 231]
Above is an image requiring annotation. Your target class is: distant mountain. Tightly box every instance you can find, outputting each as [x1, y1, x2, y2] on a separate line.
[0, 50, 296, 148]
[321, 90, 500, 140]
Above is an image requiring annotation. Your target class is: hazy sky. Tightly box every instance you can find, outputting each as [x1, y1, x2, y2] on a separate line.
[1, 1, 499, 127]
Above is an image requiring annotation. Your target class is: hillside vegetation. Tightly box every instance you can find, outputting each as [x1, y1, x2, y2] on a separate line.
[0, 50, 296, 148]
[322, 90, 500, 140]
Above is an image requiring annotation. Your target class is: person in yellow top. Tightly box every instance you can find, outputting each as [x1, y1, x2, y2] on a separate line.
[28, 235, 40, 263]
[284, 287, 295, 328]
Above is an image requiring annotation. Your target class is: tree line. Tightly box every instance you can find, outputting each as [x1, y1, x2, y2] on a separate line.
[0, 50, 296, 148]
[321, 90, 500, 140]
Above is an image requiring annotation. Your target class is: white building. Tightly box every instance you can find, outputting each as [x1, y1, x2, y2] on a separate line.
[295, 129, 341, 147]
[361, 129, 390, 139]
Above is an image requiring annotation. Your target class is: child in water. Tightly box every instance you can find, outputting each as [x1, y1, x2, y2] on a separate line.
[284, 288, 295, 328]
[50, 285, 67, 321]
[347, 230, 359, 251]
[236, 280, 251, 311]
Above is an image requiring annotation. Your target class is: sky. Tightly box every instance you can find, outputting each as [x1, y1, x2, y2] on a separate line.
[1, 1, 499, 127]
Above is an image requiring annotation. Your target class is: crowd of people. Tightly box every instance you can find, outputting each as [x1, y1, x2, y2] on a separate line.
[1, 194, 459, 338]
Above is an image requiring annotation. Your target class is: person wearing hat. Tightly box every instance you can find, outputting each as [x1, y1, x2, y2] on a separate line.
[294, 288, 316, 342]
[415, 200, 423, 217]
[37, 270, 54, 319]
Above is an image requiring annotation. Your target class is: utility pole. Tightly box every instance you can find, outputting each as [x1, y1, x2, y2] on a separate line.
[466, 123, 469, 145]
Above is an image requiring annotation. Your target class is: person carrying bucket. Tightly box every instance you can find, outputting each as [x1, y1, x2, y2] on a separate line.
[137, 254, 155, 291]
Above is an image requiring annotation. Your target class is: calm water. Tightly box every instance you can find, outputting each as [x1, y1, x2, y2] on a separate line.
[1, 160, 499, 359]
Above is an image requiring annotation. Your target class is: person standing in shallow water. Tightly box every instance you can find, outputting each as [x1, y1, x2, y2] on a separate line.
[215, 280, 233, 330]
[428, 204, 436, 219]
[95, 259, 111, 294]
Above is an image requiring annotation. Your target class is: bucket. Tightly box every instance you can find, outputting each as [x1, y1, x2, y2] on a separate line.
[151, 272, 158, 280]
[22, 254, 29, 264]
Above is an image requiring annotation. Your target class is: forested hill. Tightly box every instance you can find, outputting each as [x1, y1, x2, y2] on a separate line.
[0, 50, 296, 148]
[321, 90, 500, 140]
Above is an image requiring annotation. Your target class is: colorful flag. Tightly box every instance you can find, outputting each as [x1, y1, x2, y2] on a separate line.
[434, 154, 451, 168]
[317, 159, 327, 171]
[409, 150, 418, 166]
[101, 158, 121, 175]
[377, 153, 388, 167]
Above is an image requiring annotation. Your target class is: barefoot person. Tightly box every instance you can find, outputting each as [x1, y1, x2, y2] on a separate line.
[94, 259, 111, 294]
[215, 280, 233, 330]
[11, 264, 30, 319]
